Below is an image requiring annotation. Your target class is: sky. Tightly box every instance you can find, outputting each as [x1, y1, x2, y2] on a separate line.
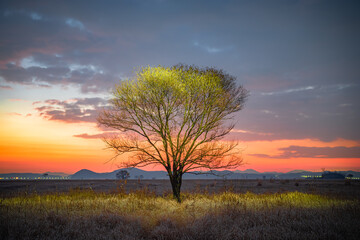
[0, 0, 359, 174]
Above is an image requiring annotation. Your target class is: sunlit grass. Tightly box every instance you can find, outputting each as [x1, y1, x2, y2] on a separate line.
[1, 190, 359, 239]
[1, 191, 357, 224]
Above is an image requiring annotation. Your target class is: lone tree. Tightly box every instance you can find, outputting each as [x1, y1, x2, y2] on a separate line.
[98, 65, 248, 202]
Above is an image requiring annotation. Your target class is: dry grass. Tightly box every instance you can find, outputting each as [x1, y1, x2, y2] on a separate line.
[1, 189, 359, 240]
[2, 179, 360, 199]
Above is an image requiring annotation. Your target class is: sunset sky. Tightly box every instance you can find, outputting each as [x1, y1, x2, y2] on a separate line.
[1, 0, 359, 174]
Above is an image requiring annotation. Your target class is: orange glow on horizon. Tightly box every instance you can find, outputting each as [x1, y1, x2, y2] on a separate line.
[240, 138, 360, 172]
[1, 109, 359, 174]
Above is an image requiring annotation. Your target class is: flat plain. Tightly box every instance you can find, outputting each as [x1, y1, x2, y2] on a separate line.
[1, 179, 359, 240]
[1, 179, 359, 198]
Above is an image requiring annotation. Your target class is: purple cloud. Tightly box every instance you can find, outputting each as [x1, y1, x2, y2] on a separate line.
[250, 146, 360, 159]
[73, 132, 117, 139]
[0, 55, 117, 93]
[0, 84, 12, 90]
[34, 97, 108, 123]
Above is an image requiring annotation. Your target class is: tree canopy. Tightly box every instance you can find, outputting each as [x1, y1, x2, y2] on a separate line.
[98, 65, 248, 202]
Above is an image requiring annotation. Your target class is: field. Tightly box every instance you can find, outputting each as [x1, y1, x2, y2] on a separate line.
[1, 179, 359, 239]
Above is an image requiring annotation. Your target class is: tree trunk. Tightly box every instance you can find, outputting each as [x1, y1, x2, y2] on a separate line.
[170, 172, 182, 203]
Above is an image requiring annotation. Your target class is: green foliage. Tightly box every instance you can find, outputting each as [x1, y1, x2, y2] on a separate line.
[98, 65, 248, 202]
[116, 66, 237, 112]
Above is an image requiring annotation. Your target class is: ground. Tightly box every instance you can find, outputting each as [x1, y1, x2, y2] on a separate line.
[0, 179, 359, 239]
[1, 179, 359, 199]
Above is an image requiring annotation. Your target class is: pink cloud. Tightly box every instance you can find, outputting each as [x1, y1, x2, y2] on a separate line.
[73, 133, 107, 139]
[0, 85, 12, 90]
[7, 112, 22, 116]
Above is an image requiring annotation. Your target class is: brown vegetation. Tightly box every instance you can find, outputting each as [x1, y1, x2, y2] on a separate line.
[0, 179, 359, 239]
[1, 179, 359, 199]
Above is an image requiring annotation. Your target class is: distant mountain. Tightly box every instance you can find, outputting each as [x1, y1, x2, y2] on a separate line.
[262, 171, 280, 174]
[2, 169, 359, 180]
[242, 169, 260, 174]
[287, 170, 308, 174]
[43, 172, 69, 177]
[71, 169, 104, 179]
[69, 168, 360, 180]
[71, 168, 169, 180]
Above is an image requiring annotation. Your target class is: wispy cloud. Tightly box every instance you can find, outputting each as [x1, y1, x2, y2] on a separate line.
[34, 98, 108, 123]
[231, 129, 273, 136]
[3, 9, 43, 21]
[261, 86, 315, 96]
[193, 41, 225, 53]
[1, 54, 115, 93]
[262, 84, 356, 96]
[250, 146, 360, 159]
[6, 112, 22, 116]
[73, 132, 117, 139]
[30, 12, 42, 21]
[68, 64, 104, 74]
[0, 84, 12, 90]
[20, 56, 49, 69]
[65, 18, 85, 30]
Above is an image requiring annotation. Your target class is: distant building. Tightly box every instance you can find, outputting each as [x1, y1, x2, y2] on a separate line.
[321, 171, 345, 179]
